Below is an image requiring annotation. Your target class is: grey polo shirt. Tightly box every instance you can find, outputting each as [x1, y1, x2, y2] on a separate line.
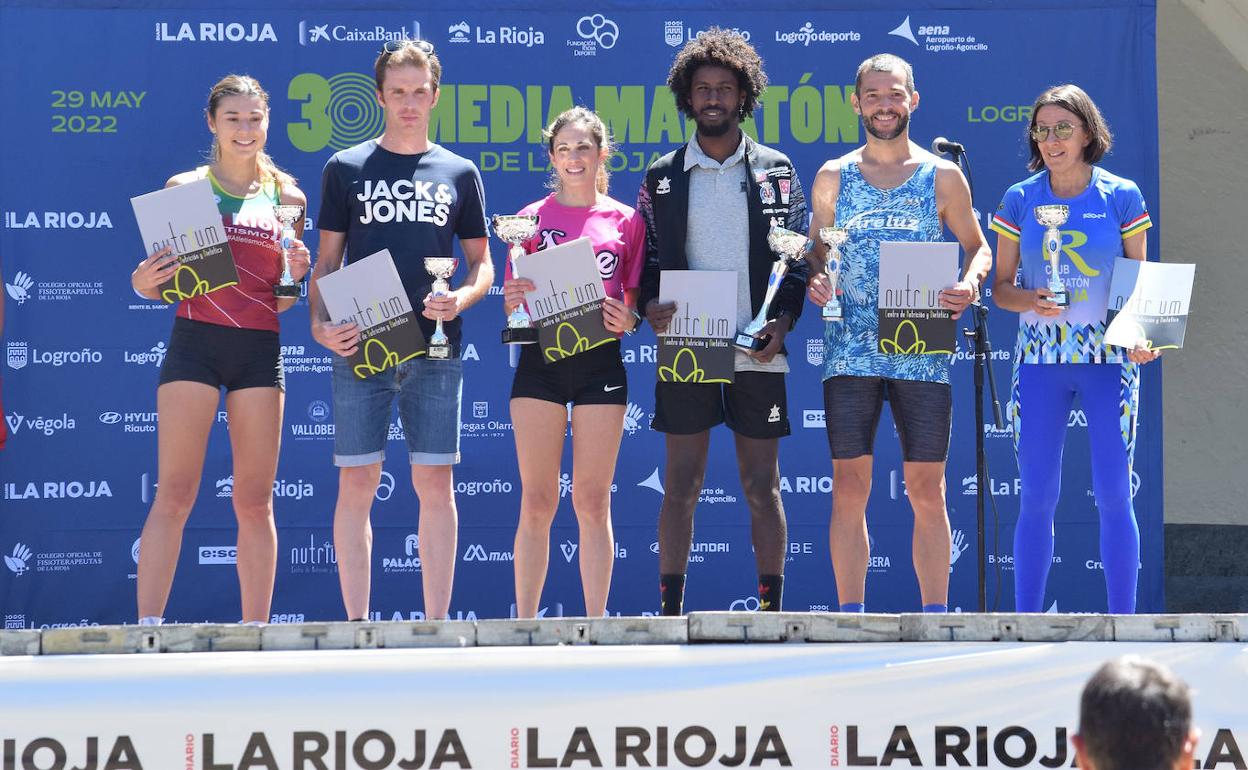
[684, 135, 788, 373]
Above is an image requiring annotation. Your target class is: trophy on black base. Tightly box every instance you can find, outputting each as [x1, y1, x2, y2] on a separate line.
[734, 226, 811, 352]
[1034, 204, 1070, 308]
[272, 204, 305, 298]
[492, 214, 540, 345]
[818, 226, 849, 322]
[424, 257, 459, 360]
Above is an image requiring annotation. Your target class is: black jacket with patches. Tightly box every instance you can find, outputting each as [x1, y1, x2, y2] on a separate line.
[636, 134, 809, 343]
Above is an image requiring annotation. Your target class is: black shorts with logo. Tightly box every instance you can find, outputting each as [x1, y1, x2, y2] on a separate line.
[159, 317, 284, 392]
[823, 375, 951, 462]
[510, 340, 627, 406]
[652, 371, 789, 439]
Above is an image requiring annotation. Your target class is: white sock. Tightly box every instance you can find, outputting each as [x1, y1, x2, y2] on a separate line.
[138, 616, 164, 626]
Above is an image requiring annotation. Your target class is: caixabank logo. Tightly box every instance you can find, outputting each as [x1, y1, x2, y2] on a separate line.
[298, 19, 420, 46]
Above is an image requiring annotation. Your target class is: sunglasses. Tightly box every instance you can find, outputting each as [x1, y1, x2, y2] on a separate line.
[381, 38, 435, 55]
[1031, 121, 1078, 142]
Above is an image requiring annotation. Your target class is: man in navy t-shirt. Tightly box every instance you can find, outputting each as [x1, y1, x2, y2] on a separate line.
[309, 39, 493, 621]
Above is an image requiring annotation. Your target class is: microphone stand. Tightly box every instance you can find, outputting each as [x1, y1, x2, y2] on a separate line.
[949, 145, 1006, 612]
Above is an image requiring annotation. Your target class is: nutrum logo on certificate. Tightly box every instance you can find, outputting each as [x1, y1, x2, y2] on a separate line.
[1104, 258, 1195, 351]
[877, 241, 958, 355]
[317, 249, 425, 378]
[130, 178, 239, 303]
[657, 270, 737, 384]
[514, 237, 614, 363]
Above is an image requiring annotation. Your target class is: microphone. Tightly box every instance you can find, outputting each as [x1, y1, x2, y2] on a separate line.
[931, 137, 965, 156]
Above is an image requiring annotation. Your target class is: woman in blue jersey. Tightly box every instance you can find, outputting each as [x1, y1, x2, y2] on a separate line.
[989, 84, 1159, 614]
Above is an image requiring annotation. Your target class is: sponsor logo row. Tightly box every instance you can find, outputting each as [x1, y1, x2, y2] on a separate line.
[149, 16, 986, 54]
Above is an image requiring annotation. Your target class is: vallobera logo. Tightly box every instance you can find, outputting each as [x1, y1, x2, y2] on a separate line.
[298, 20, 421, 46]
[155, 21, 278, 42]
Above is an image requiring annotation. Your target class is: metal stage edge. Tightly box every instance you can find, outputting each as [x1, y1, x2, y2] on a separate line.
[2, 613, 1246, 656]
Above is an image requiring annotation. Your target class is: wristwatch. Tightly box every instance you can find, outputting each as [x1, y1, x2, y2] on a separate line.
[624, 309, 642, 335]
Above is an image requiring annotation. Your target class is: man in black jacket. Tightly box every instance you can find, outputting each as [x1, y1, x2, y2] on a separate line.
[638, 29, 808, 615]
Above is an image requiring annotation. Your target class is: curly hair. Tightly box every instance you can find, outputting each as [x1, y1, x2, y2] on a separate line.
[667, 28, 768, 119]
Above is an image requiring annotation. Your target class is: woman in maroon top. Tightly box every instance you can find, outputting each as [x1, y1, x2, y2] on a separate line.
[130, 75, 310, 625]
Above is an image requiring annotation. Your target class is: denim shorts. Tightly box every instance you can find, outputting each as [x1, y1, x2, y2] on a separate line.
[331, 356, 462, 467]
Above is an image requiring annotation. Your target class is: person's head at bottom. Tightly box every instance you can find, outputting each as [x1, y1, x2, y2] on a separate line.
[1074, 656, 1198, 770]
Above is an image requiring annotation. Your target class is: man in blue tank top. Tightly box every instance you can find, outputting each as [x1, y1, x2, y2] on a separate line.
[806, 54, 992, 613]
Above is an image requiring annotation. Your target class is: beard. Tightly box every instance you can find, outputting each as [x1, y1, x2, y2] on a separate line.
[863, 110, 909, 141]
[693, 107, 737, 138]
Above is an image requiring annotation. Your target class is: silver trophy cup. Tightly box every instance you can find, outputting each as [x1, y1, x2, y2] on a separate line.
[818, 226, 849, 322]
[1034, 204, 1070, 308]
[734, 226, 811, 352]
[272, 204, 305, 298]
[424, 257, 460, 360]
[492, 214, 540, 345]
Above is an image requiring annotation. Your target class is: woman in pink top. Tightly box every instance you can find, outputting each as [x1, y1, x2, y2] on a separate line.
[129, 75, 311, 625]
[504, 107, 644, 617]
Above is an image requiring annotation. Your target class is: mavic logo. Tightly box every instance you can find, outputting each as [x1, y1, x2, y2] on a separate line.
[1068, 409, 1088, 427]
[560, 541, 578, 563]
[888, 16, 918, 46]
[463, 544, 513, 562]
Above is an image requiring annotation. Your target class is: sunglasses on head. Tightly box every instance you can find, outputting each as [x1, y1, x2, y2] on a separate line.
[381, 38, 435, 55]
[1031, 121, 1077, 142]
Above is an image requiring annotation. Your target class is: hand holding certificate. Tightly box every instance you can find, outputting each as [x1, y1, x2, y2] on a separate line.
[513, 237, 614, 363]
[316, 249, 426, 378]
[130, 178, 239, 303]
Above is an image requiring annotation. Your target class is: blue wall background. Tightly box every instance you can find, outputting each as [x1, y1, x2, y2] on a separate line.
[0, 0, 1161, 626]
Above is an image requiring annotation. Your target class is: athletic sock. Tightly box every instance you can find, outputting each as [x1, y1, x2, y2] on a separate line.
[922, 603, 948, 613]
[758, 574, 784, 611]
[137, 616, 163, 626]
[839, 602, 865, 613]
[659, 573, 686, 616]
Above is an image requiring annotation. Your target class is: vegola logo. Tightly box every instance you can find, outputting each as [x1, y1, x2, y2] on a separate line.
[560, 540, 578, 563]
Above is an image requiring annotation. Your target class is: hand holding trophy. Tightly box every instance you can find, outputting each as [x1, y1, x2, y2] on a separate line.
[492, 214, 540, 345]
[817, 226, 849, 322]
[272, 204, 305, 298]
[1034, 204, 1070, 308]
[734, 226, 811, 352]
[423, 257, 459, 360]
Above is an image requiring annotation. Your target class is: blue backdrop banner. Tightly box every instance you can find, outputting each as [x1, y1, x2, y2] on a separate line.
[0, 0, 1161, 626]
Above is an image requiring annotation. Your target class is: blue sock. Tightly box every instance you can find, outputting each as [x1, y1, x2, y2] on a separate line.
[922, 603, 948, 613]
[839, 602, 865, 613]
